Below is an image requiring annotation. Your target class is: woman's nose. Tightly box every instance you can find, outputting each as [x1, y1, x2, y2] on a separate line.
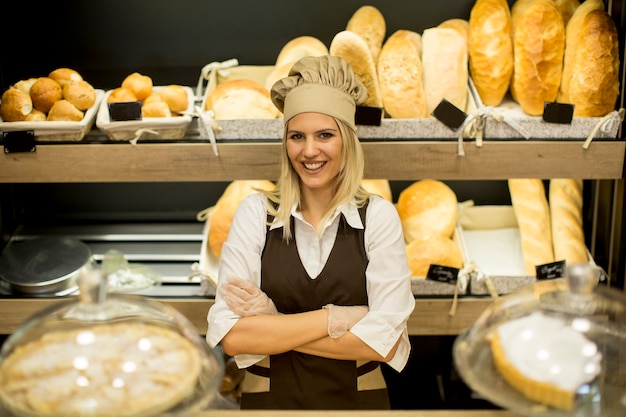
[302, 137, 319, 156]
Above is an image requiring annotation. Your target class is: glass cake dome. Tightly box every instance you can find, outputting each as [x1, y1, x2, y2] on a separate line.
[454, 263, 626, 417]
[0, 268, 224, 417]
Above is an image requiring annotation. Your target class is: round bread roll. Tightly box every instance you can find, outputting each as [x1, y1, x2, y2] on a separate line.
[62, 80, 96, 111]
[160, 84, 189, 113]
[361, 179, 392, 202]
[0, 88, 33, 122]
[107, 87, 138, 103]
[24, 108, 47, 122]
[510, 0, 565, 116]
[406, 235, 464, 278]
[330, 30, 382, 108]
[13, 78, 38, 95]
[142, 100, 172, 118]
[377, 29, 426, 118]
[209, 180, 275, 259]
[206, 79, 279, 120]
[274, 35, 329, 69]
[121, 72, 153, 101]
[468, 0, 513, 107]
[47, 99, 84, 121]
[346, 5, 386, 64]
[30, 77, 63, 113]
[143, 92, 163, 106]
[48, 68, 83, 87]
[396, 179, 458, 243]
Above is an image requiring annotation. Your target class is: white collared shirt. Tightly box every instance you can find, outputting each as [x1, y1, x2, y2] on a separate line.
[206, 192, 415, 372]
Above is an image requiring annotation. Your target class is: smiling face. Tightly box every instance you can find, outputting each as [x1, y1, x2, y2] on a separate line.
[285, 112, 343, 197]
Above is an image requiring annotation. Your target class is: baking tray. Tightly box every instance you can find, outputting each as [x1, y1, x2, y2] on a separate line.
[96, 86, 194, 141]
[0, 89, 104, 142]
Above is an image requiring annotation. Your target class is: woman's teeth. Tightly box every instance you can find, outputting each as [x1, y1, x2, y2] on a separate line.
[304, 162, 324, 170]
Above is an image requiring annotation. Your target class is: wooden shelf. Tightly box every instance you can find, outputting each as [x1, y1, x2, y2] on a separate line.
[1, 140, 624, 183]
[0, 296, 493, 336]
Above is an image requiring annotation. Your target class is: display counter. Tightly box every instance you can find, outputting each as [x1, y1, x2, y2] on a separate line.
[0, 296, 494, 336]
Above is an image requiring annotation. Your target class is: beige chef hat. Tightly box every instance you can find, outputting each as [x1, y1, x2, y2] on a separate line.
[270, 55, 367, 131]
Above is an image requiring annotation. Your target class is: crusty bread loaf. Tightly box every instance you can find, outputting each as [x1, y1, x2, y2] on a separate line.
[361, 179, 392, 202]
[47, 99, 84, 121]
[160, 84, 189, 113]
[62, 80, 96, 111]
[330, 30, 383, 108]
[377, 29, 426, 118]
[396, 179, 458, 244]
[209, 180, 275, 259]
[205, 79, 279, 120]
[558, 0, 604, 105]
[555, 0, 581, 26]
[421, 27, 468, 115]
[48, 68, 83, 87]
[560, 8, 620, 116]
[107, 87, 138, 103]
[508, 178, 555, 275]
[468, 0, 513, 106]
[549, 179, 588, 264]
[345, 5, 386, 64]
[121, 72, 153, 101]
[0, 88, 33, 122]
[30, 77, 63, 113]
[510, 0, 565, 116]
[274, 36, 329, 69]
[406, 235, 464, 278]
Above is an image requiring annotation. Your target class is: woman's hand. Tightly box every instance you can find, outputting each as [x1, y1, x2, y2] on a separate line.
[220, 277, 278, 317]
[323, 304, 369, 338]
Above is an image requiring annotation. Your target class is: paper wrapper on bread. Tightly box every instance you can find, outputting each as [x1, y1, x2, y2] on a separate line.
[508, 178, 555, 275]
[0, 88, 33, 122]
[406, 235, 464, 278]
[361, 179, 392, 202]
[396, 179, 458, 244]
[510, 0, 565, 116]
[345, 5, 386, 64]
[468, 0, 513, 106]
[205, 79, 279, 120]
[549, 179, 588, 264]
[377, 30, 427, 118]
[208, 180, 275, 259]
[559, 4, 620, 117]
[421, 27, 468, 115]
[330, 30, 383, 108]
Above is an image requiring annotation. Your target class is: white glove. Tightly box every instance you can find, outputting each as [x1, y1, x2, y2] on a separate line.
[323, 304, 369, 339]
[220, 277, 278, 317]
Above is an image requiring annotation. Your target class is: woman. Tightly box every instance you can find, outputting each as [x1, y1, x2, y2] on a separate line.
[206, 55, 415, 410]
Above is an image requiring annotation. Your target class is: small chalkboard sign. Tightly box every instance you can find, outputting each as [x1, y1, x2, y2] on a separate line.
[108, 101, 142, 122]
[431, 99, 468, 131]
[3, 130, 36, 153]
[543, 102, 574, 124]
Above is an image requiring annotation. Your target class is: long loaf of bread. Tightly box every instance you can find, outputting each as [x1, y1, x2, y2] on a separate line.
[508, 179, 555, 275]
[549, 179, 588, 264]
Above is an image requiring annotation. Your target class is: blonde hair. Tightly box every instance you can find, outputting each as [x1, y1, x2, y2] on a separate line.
[262, 118, 370, 240]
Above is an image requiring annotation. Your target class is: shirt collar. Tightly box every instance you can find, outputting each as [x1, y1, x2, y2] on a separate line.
[270, 200, 364, 231]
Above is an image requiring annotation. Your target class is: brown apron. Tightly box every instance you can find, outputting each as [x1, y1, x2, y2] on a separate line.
[240, 202, 389, 410]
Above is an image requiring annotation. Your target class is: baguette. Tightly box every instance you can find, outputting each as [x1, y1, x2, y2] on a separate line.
[345, 5, 386, 64]
[330, 30, 382, 107]
[549, 179, 588, 264]
[555, 0, 581, 26]
[510, 0, 565, 116]
[508, 178, 555, 275]
[468, 0, 513, 106]
[377, 29, 426, 118]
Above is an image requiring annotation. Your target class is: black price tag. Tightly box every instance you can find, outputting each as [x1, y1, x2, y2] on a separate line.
[426, 264, 459, 285]
[3, 130, 36, 153]
[536, 260, 566, 280]
[108, 101, 142, 122]
[431, 99, 468, 131]
[542, 102, 574, 124]
[355, 106, 383, 126]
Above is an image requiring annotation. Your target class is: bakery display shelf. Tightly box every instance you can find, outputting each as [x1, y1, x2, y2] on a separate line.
[197, 410, 520, 417]
[1, 139, 624, 183]
[0, 296, 494, 336]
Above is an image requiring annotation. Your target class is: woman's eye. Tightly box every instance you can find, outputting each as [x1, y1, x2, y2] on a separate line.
[288, 133, 304, 140]
[319, 132, 333, 139]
